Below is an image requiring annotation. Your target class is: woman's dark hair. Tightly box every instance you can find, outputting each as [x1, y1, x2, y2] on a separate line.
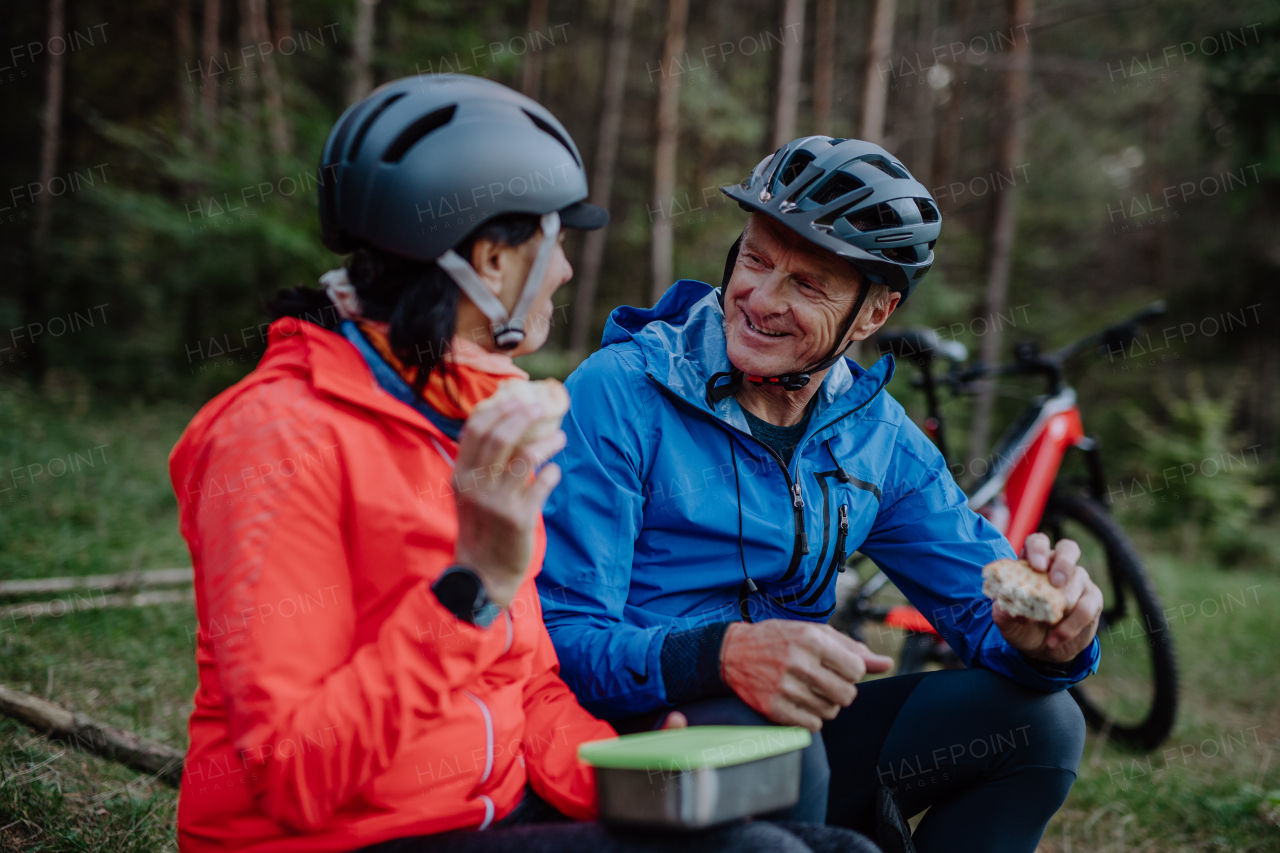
[269, 213, 542, 392]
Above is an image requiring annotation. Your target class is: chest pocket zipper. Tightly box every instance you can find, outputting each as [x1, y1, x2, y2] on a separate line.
[798, 503, 848, 609]
[790, 482, 809, 556]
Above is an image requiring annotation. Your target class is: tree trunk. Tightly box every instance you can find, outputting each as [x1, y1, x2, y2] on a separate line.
[910, 0, 938, 185]
[812, 0, 836, 136]
[248, 0, 290, 156]
[965, 0, 1034, 472]
[272, 0, 292, 46]
[349, 0, 378, 104]
[521, 0, 549, 100]
[931, 0, 973, 201]
[1143, 101, 1168, 286]
[650, 0, 688, 304]
[859, 0, 897, 144]
[175, 0, 196, 141]
[772, 0, 806, 149]
[201, 0, 221, 138]
[238, 0, 262, 149]
[34, 0, 64, 250]
[23, 0, 66, 385]
[570, 0, 636, 354]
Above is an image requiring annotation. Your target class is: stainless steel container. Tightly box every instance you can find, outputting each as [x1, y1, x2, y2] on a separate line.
[579, 725, 810, 830]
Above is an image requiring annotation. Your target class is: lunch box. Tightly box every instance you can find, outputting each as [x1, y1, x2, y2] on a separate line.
[578, 725, 811, 829]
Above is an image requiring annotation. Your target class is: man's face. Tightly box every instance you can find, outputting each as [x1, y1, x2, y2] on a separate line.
[722, 215, 865, 377]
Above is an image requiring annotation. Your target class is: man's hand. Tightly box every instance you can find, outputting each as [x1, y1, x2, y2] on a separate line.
[720, 619, 893, 732]
[992, 532, 1104, 664]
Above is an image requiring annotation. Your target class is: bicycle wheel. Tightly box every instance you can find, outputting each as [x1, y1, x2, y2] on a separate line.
[898, 631, 936, 675]
[1040, 491, 1179, 750]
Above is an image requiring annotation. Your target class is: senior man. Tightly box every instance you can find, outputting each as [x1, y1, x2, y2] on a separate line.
[538, 137, 1102, 853]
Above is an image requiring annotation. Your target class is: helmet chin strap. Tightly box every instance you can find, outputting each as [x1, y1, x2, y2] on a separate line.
[436, 211, 561, 351]
[707, 232, 870, 407]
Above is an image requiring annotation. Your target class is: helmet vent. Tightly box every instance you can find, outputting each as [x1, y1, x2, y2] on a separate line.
[522, 109, 581, 166]
[914, 198, 940, 223]
[882, 245, 921, 264]
[381, 104, 457, 163]
[809, 173, 866, 206]
[845, 202, 903, 232]
[859, 156, 909, 179]
[348, 92, 406, 162]
[776, 151, 815, 188]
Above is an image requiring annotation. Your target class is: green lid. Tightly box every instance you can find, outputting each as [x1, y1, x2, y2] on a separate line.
[578, 726, 811, 771]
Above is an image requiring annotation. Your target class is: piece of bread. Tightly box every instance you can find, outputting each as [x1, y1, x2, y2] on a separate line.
[982, 558, 1067, 623]
[470, 378, 570, 442]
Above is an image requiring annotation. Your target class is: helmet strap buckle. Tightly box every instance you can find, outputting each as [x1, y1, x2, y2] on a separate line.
[436, 211, 561, 351]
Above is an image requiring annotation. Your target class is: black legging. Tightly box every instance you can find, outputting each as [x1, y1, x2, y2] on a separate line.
[642, 667, 1086, 853]
[359, 819, 878, 853]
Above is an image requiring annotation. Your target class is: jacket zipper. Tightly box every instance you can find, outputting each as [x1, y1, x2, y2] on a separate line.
[646, 368, 889, 596]
[799, 504, 848, 608]
[647, 375, 809, 579]
[778, 472, 836, 604]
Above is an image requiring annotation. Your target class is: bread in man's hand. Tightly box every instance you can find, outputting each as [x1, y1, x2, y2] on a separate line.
[982, 558, 1067, 624]
[470, 378, 570, 443]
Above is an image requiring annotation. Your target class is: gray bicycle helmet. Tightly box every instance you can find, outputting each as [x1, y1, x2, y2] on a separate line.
[706, 136, 941, 399]
[721, 136, 940, 300]
[319, 73, 607, 349]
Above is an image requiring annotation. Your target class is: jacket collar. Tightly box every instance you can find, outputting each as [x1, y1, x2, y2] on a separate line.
[602, 280, 895, 432]
[263, 318, 455, 442]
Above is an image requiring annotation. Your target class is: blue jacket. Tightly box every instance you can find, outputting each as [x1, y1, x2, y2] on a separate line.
[538, 280, 1100, 719]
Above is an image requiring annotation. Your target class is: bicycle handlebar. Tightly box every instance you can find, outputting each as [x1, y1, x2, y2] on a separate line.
[953, 300, 1167, 389]
[1050, 299, 1167, 364]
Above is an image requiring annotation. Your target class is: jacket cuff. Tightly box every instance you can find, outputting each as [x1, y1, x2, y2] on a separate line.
[1006, 636, 1100, 691]
[1019, 650, 1077, 677]
[660, 622, 732, 705]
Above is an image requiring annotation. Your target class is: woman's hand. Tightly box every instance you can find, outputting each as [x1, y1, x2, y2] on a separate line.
[993, 532, 1104, 664]
[452, 396, 565, 608]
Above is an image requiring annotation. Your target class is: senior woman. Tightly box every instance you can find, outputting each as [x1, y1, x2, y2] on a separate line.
[538, 136, 1104, 853]
[169, 77, 877, 853]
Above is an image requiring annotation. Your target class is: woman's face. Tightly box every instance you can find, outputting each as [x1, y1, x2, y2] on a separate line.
[469, 227, 572, 355]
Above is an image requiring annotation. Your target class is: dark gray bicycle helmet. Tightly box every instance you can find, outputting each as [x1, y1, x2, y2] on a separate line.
[721, 135, 939, 299]
[708, 136, 941, 399]
[319, 73, 607, 349]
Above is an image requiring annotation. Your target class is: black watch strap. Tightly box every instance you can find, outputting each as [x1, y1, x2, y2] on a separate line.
[431, 566, 502, 629]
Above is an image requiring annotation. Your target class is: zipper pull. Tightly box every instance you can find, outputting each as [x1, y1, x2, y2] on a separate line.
[791, 482, 809, 554]
[836, 506, 849, 572]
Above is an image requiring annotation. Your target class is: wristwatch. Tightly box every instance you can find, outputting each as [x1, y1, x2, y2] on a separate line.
[431, 565, 503, 628]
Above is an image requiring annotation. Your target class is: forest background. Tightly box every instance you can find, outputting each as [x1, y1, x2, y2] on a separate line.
[0, 0, 1278, 850]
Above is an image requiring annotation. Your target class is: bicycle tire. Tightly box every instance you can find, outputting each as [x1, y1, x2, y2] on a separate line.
[1041, 492, 1179, 751]
[897, 631, 936, 675]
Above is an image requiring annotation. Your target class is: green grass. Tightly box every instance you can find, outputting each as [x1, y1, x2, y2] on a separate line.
[1042, 546, 1280, 852]
[0, 376, 196, 581]
[0, 377, 1276, 851]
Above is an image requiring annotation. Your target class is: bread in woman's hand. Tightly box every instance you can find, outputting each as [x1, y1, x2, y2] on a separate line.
[982, 558, 1067, 623]
[470, 378, 570, 443]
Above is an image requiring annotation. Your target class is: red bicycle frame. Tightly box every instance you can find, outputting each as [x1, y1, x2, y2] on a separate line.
[884, 387, 1086, 635]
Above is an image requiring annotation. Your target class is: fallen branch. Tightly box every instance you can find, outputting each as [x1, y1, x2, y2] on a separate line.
[0, 683, 184, 788]
[1, 588, 194, 622]
[0, 568, 192, 598]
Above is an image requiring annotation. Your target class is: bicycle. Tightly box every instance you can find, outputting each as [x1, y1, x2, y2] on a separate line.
[835, 303, 1179, 751]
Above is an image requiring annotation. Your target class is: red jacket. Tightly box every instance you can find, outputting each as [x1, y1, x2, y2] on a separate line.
[170, 319, 615, 852]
